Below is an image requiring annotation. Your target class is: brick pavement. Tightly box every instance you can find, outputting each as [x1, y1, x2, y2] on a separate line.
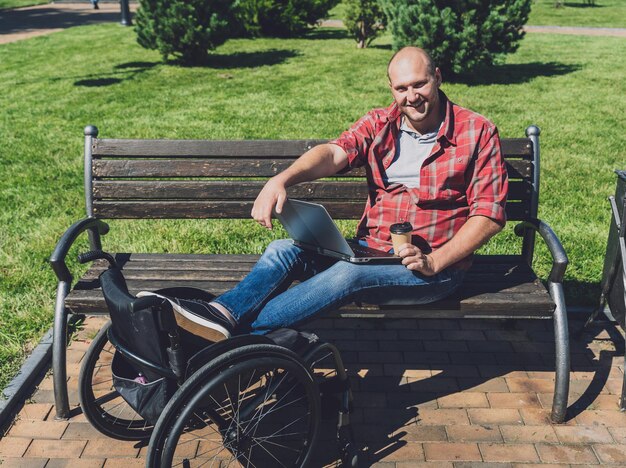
[1, 314, 626, 466]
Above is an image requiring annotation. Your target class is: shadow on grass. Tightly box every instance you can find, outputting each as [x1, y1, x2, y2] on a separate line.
[73, 61, 159, 87]
[198, 48, 300, 69]
[304, 28, 350, 40]
[449, 61, 581, 85]
[562, 2, 605, 7]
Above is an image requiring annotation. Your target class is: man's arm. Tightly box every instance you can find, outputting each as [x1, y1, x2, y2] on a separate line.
[397, 215, 503, 276]
[251, 143, 349, 229]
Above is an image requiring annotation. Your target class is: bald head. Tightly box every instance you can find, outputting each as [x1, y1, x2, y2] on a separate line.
[387, 47, 436, 81]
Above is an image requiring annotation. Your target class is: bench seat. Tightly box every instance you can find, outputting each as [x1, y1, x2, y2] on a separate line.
[66, 253, 555, 319]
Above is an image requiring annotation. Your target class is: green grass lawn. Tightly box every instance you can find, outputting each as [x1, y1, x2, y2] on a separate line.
[1, 24, 625, 390]
[0, 0, 47, 9]
[528, 0, 626, 28]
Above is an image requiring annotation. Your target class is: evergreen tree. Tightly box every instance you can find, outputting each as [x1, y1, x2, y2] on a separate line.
[381, 0, 531, 76]
[134, 0, 235, 65]
[344, 0, 386, 48]
[235, 0, 339, 37]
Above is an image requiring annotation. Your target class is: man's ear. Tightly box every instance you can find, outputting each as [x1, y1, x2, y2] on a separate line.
[435, 67, 442, 87]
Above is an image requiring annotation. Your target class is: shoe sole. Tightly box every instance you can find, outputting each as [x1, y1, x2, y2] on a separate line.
[136, 291, 231, 342]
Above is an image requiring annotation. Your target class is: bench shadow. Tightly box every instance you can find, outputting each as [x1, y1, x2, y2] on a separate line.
[448, 61, 581, 85]
[313, 316, 623, 466]
[562, 2, 605, 7]
[72, 61, 159, 87]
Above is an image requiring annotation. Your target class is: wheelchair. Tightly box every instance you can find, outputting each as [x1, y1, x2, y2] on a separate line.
[77, 250, 358, 467]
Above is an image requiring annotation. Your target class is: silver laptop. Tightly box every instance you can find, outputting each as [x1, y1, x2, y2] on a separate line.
[274, 199, 401, 263]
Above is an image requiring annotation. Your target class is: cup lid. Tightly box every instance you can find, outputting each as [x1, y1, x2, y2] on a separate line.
[390, 222, 412, 234]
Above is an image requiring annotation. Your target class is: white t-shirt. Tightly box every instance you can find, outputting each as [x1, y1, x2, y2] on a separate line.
[384, 119, 440, 188]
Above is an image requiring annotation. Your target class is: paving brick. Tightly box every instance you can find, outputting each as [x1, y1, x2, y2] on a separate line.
[535, 444, 599, 464]
[405, 377, 459, 393]
[378, 442, 425, 462]
[506, 378, 556, 394]
[398, 330, 443, 341]
[384, 364, 431, 379]
[540, 393, 621, 411]
[417, 409, 470, 426]
[486, 393, 541, 409]
[467, 409, 523, 426]
[9, 420, 68, 439]
[103, 459, 145, 467]
[608, 426, 626, 443]
[359, 351, 403, 364]
[423, 442, 481, 462]
[82, 439, 140, 458]
[423, 340, 469, 352]
[553, 425, 613, 444]
[499, 425, 558, 443]
[441, 330, 486, 341]
[0, 436, 32, 456]
[0, 458, 47, 468]
[432, 365, 480, 378]
[62, 422, 111, 439]
[395, 424, 447, 442]
[479, 443, 539, 463]
[437, 392, 489, 408]
[380, 340, 424, 352]
[387, 393, 439, 410]
[467, 341, 514, 353]
[46, 459, 105, 467]
[417, 319, 460, 330]
[24, 439, 86, 458]
[396, 463, 453, 467]
[356, 392, 388, 408]
[484, 330, 528, 342]
[449, 353, 498, 366]
[510, 464, 569, 468]
[404, 351, 451, 365]
[575, 410, 626, 427]
[457, 378, 509, 393]
[593, 443, 626, 464]
[453, 463, 512, 468]
[446, 425, 502, 443]
[17, 403, 53, 421]
[518, 408, 576, 426]
[478, 366, 528, 380]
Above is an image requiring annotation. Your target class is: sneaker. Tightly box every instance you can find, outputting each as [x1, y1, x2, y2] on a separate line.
[137, 291, 234, 342]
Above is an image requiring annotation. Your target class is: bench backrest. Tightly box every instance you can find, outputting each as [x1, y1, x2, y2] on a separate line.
[84, 125, 540, 227]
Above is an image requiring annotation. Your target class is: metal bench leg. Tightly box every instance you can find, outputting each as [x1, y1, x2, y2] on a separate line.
[619, 346, 626, 411]
[53, 281, 71, 420]
[549, 281, 570, 423]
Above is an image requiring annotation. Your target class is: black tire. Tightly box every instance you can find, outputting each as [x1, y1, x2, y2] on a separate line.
[78, 321, 154, 440]
[147, 343, 321, 467]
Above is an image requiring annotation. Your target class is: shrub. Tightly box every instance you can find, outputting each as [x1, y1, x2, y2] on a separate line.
[343, 0, 386, 48]
[381, 0, 532, 76]
[134, 0, 236, 65]
[235, 0, 340, 37]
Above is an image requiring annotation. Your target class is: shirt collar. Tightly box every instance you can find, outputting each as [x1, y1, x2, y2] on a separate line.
[387, 90, 457, 146]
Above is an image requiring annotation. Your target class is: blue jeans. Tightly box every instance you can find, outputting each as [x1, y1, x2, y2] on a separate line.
[214, 239, 465, 334]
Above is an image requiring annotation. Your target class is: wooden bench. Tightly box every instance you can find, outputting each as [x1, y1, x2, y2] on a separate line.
[50, 124, 570, 422]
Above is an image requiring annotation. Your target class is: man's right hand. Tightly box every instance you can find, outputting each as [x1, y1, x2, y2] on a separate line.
[251, 178, 287, 230]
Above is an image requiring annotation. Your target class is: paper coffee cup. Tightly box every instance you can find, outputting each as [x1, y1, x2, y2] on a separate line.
[390, 222, 413, 255]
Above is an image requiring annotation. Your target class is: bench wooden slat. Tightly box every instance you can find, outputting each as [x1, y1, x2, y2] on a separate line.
[93, 138, 533, 159]
[92, 199, 530, 220]
[93, 180, 532, 202]
[66, 280, 553, 316]
[92, 159, 531, 180]
[93, 139, 329, 158]
[500, 139, 534, 158]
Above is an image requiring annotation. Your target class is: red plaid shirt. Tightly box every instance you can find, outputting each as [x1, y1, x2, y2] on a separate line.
[331, 92, 508, 259]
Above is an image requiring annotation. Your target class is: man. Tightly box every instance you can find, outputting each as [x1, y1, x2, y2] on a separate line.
[173, 46, 508, 341]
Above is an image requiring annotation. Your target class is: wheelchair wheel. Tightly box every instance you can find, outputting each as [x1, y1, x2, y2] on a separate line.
[147, 343, 321, 467]
[78, 321, 154, 440]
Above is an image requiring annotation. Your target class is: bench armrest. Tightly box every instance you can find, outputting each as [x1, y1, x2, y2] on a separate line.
[49, 217, 109, 283]
[514, 219, 568, 283]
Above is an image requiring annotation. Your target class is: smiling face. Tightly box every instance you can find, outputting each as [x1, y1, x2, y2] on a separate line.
[388, 48, 443, 134]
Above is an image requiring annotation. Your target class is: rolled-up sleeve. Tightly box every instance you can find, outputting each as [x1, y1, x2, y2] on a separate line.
[466, 126, 508, 225]
[329, 111, 379, 171]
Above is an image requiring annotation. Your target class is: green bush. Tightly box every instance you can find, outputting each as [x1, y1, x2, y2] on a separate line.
[381, 0, 532, 76]
[134, 0, 236, 65]
[235, 0, 340, 37]
[343, 0, 386, 48]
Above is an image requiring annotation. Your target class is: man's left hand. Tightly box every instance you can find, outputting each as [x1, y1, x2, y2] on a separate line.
[397, 243, 438, 276]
